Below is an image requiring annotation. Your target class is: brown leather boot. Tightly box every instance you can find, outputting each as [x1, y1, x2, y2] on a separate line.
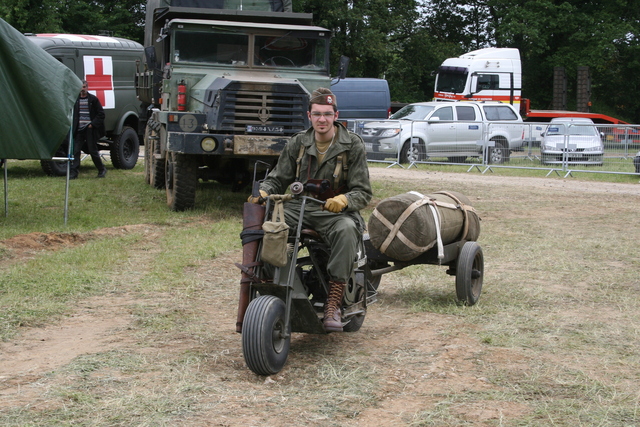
[323, 281, 345, 332]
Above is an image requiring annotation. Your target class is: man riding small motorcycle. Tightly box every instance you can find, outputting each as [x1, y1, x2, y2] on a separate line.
[247, 87, 372, 332]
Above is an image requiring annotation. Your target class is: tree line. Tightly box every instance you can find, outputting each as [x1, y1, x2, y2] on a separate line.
[3, 0, 639, 122]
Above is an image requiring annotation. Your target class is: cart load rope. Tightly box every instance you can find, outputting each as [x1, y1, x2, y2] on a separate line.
[368, 191, 480, 262]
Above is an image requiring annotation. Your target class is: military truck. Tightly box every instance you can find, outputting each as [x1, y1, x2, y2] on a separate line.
[137, 0, 334, 210]
[26, 34, 146, 175]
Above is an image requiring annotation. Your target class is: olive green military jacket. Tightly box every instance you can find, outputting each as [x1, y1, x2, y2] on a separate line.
[260, 122, 373, 213]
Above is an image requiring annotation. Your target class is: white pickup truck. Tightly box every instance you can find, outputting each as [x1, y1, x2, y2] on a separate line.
[358, 101, 525, 164]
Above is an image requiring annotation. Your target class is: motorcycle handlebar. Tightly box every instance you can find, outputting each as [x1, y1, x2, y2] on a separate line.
[262, 190, 325, 207]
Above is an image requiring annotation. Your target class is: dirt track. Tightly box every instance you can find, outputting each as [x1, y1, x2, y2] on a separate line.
[1, 168, 639, 425]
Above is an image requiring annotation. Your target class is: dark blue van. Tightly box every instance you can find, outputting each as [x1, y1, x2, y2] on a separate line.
[331, 78, 391, 121]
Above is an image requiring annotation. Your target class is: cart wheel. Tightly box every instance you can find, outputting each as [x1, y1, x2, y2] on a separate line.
[455, 242, 484, 306]
[242, 295, 290, 375]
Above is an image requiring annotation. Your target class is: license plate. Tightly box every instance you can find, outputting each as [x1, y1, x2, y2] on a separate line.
[246, 125, 284, 134]
[365, 143, 373, 151]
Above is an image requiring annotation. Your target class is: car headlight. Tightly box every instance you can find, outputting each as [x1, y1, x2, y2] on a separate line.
[583, 144, 603, 152]
[379, 128, 401, 138]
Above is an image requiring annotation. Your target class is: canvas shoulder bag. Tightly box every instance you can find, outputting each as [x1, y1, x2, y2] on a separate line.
[260, 199, 289, 267]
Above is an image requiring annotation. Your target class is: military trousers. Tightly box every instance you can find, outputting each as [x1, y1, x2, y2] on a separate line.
[282, 199, 360, 283]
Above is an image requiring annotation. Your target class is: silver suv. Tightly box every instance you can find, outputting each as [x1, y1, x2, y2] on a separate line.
[358, 101, 525, 164]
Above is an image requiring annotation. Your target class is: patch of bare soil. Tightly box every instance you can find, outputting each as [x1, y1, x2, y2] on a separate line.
[0, 169, 638, 425]
[0, 224, 156, 265]
[0, 294, 137, 407]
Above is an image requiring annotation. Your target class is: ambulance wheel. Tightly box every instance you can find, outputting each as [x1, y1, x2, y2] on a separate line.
[40, 146, 69, 176]
[165, 152, 197, 211]
[40, 157, 67, 176]
[242, 295, 290, 376]
[455, 242, 484, 306]
[111, 126, 139, 169]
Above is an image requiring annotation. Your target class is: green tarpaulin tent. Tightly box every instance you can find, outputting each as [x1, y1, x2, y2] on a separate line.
[0, 18, 82, 159]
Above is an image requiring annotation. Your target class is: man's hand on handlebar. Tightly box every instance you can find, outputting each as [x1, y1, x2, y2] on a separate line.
[324, 194, 348, 213]
[247, 189, 268, 204]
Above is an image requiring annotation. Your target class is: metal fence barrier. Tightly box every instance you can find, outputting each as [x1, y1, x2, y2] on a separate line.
[351, 118, 640, 178]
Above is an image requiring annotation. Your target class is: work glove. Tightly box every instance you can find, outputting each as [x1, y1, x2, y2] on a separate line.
[247, 189, 268, 204]
[324, 194, 348, 213]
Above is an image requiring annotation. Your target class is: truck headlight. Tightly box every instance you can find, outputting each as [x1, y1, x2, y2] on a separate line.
[380, 128, 401, 138]
[201, 137, 217, 152]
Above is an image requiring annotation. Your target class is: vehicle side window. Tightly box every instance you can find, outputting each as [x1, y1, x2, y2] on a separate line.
[456, 106, 476, 121]
[431, 106, 453, 121]
[476, 74, 499, 91]
[483, 106, 518, 121]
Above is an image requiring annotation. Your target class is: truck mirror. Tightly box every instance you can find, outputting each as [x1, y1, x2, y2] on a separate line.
[337, 56, 349, 80]
[145, 46, 157, 70]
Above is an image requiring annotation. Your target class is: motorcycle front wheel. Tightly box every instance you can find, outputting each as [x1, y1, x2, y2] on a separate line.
[242, 295, 290, 375]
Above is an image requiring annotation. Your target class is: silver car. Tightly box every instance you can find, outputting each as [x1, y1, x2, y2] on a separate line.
[358, 101, 524, 164]
[540, 118, 604, 166]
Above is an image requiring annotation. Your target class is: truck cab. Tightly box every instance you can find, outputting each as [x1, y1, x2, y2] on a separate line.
[434, 48, 522, 107]
[138, 0, 332, 210]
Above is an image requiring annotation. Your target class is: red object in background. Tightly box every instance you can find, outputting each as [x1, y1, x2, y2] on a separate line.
[178, 81, 187, 111]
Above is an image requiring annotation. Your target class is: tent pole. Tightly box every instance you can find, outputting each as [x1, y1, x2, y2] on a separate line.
[3, 159, 7, 217]
[64, 123, 73, 226]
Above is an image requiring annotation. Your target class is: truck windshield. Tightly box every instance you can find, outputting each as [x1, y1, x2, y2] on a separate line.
[391, 105, 435, 120]
[172, 29, 327, 70]
[436, 71, 468, 94]
[254, 34, 327, 69]
[174, 30, 249, 65]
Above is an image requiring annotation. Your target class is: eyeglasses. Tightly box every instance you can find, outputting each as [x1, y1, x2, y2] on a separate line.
[310, 112, 335, 119]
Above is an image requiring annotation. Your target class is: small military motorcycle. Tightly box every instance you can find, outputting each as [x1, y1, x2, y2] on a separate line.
[235, 181, 484, 376]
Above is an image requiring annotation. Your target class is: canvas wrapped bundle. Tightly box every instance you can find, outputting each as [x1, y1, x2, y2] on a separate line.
[368, 191, 480, 261]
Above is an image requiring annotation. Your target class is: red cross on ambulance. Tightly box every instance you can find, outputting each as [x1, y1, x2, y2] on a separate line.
[83, 56, 115, 109]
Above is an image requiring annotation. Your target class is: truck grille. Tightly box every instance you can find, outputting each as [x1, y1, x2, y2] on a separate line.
[208, 81, 309, 135]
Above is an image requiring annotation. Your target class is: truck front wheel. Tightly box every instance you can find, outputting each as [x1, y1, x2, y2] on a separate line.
[487, 139, 510, 164]
[149, 128, 166, 189]
[400, 139, 425, 164]
[165, 151, 198, 211]
[110, 126, 139, 169]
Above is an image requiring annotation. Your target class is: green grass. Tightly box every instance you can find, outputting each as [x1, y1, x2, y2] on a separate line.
[0, 159, 246, 341]
[1, 157, 640, 426]
[0, 234, 142, 340]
